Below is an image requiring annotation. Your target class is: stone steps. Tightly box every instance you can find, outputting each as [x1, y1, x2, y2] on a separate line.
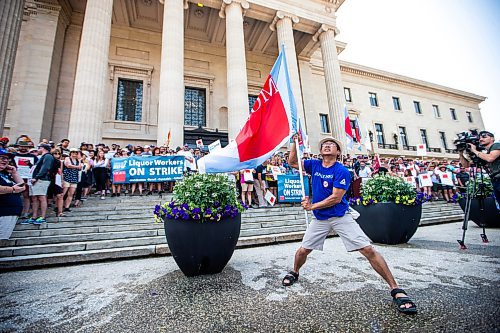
[0, 197, 465, 270]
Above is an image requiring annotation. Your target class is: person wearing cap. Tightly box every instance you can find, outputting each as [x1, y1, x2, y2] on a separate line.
[434, 164, 454, 203]
[25, 144, 56, 225]
[13, 141, 38, 219]
[282, 135, 417, 314]
[0, 149, 25, 239]
[0, 137, 9, 149]
[460, 130, 500, 205]
[142, 145, 153, 157]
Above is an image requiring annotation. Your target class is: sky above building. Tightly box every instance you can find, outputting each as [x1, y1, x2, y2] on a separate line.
[336, 0, 500, 138]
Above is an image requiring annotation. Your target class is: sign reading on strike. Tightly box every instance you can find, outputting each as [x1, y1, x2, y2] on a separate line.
[110, 156, 184, 183]
[277, 175, 310, 203]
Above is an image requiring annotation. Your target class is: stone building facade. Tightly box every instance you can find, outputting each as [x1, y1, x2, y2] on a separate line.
[3, 0, 485, 158]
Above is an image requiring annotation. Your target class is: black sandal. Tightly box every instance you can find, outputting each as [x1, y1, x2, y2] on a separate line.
[282, 271, 299, 286]
[391, 288, 417, 314]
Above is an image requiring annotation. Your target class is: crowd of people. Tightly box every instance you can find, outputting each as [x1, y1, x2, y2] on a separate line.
[0, 133, 492, 240]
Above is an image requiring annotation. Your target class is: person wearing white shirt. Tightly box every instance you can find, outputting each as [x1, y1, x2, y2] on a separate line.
[358, 161, 372, 178]
[177, 144, 195, 172]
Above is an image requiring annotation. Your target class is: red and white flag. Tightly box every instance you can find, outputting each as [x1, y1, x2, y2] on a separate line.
[198, 48, 296, 173]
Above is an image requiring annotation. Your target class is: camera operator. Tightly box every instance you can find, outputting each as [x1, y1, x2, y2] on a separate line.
[459, 130, 500, 204]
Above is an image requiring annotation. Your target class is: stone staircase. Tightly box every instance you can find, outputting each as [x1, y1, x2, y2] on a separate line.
[0, 196, 465, 270]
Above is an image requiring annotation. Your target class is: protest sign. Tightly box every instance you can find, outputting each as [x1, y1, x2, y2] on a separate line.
[208, 140, 221, 153]
[110, 156, 184, 184]
[196, 139, 204, 148]
[417, 143, 427, 156]
[277, 175, 310, 202]
[264, 190, 276, 206]
[242, 169, 253, 183]
[440, 172, 454, 186]
[418, 173, 432, 187]
[404, 176, 416, 188]
[14, 156, 36, 179]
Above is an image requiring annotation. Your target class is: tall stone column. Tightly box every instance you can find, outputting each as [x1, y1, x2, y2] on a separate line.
[270, 11, 305, 124]
[313, 24, 344, 140]
[157, 0, 186, 147]
[68, 0, 113, 144]
[0, 0, 25, 136]
[219, 0, 249, 140]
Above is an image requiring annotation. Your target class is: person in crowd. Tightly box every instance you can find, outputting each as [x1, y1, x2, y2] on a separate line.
[47, 148, 64, 217]
[0, 137, 9, 149]
[13, 141, 38, 219]
[25, 143, 55, 224]
[240, 169, 255, 207]
[434, 164, 453, 203]
[61, 148, 81, 211]
[142, 145, 153, 157]
[427, 164, 440, 200]
[80, 142, 90, 157]
[74, 152, 92, 207]
[148, 147, 163, 195]
[456, 166, 470, 193]
[110, 151, 123, 197]
[177, 144, 195, 172]
[266, 158, 278, 199]
[282, 135, 417, 314]
[0, 149, 24, 239]
[130, 146, 144, 196]
[358, 160, 372, 178]
[60, 139, 70, 156]
[93, 149, 109, 200]
[254, 160, 268, 208]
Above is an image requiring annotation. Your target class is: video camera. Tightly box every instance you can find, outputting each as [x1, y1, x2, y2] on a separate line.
[453, 129, 487, 167]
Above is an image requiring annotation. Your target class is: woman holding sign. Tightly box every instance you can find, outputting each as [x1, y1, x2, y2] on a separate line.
[239, 169, 255, 207]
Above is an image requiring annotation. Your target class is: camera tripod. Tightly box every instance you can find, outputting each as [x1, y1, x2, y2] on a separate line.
[457, 166, 489, 250]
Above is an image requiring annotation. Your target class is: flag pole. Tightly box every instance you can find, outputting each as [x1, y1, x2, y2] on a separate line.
[295, 136, 309, 227]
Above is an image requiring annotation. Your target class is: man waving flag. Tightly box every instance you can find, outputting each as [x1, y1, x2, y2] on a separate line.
[198, 46, 297, 173]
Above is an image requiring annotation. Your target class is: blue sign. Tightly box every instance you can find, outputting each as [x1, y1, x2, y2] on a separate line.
[277, 175, 310, 203]
[110, 156, 184, 183]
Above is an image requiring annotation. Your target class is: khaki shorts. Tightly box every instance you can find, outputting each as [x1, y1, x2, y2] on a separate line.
[62, 181, 77, 189]
[30, 180, 51, 196]
[241, 183, 254, 192]
[302, 213, 371, 252]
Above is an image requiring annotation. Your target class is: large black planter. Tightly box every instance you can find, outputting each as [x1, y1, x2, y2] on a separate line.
[352, 203, 422, 245]
[163, 214, 241, 277]
[458, 197, 500, 228]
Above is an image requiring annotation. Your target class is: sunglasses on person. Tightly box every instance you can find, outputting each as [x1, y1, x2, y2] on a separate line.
[480, 134, 491, 138]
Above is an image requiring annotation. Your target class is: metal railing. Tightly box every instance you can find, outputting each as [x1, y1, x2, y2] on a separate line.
[427, 147, 442, 153]
[402, 145, 417, 151]
[377, 143, 398, 150]
[445, 148, 458, 154]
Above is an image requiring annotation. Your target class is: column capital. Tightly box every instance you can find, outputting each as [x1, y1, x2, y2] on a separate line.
[219, 0, 249, 19]
[312, 24, 340, 42]
[269, 11, 299, 31]
[158, 0, 189, 9]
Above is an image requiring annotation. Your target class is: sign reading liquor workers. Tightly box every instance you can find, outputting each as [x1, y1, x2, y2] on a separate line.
[277, 175, 310, 203]
[110, 156, 184, 184]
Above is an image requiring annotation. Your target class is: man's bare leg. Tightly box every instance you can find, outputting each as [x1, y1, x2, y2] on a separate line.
[358, 245, 412, 308]
[283, 247, 312, 285]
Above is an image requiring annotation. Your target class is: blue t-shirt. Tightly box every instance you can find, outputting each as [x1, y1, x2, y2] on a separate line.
[304, 159, 351, 220]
